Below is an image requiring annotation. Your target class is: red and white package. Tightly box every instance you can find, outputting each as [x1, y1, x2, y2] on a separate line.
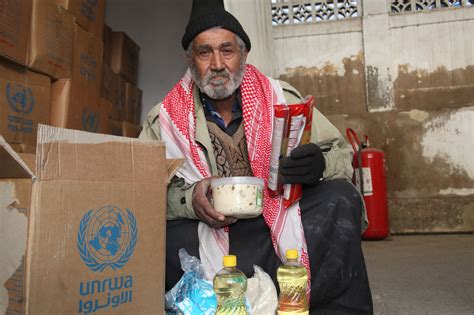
[268, 104, 289, 196]
[282, 96, 314, 206]
[268, 96, 314, 205]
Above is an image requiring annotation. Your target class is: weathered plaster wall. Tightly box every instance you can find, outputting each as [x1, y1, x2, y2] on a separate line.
[272, 5, 474, 233]
[279, 52, 367, 115]
[274, 19, 366, 115]
[328, 107, 474, 233]
[390, 9, 474, 111]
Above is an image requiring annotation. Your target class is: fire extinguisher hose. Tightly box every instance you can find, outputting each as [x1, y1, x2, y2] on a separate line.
[346, 128, 364, 196]
[357, 143, 364, 197]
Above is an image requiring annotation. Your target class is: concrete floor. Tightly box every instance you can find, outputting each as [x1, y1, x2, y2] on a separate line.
[362, 234, 474, 315]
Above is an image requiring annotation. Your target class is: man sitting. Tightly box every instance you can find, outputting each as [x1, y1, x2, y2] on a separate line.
[140, 0, 373, 313]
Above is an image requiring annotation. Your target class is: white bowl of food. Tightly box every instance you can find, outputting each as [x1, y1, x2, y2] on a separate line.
[210, 176, 264, 219]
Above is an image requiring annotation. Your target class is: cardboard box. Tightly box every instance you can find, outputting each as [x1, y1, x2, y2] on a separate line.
[122, 121, 142, 138]
[100, 65, 115, 103]
[124, 82, 142, 125]
[135, 89, 142, 125]
[98, 98, 112, 134]
[91, 93, 112, 135]
[109, 74, 126, 121]
[108, 120, 141, 138]
[0, 0, 32, 65]
[103, 24, 113, 66]
[56, 0, 106, 39]
[114, 75, 126, 120]
[111, 32, 139, 85]
[51, 23, 104, 132]
[28, 0, 75, 79]
[0, 125, 181, 314]
[101, 65, 126, 120]
[0, 60, 51, 153]
[109, 119, 123, 136]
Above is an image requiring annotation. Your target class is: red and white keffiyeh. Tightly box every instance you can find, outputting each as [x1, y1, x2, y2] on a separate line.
[158, 64, 310, 287]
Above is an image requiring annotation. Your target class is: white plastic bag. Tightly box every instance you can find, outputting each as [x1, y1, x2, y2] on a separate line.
[246, 265, 278, 315]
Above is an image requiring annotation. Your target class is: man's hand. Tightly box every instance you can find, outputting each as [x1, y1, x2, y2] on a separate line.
[192, 177, 237, 228]
[279, 143, 326, 187]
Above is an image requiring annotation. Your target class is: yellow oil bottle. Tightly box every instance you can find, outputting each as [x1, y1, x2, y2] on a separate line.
[277, 249, 309, 314]
[213, 255, 248, 315]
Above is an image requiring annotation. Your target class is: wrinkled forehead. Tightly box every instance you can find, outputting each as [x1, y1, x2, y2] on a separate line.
[192, 27, 238, 50]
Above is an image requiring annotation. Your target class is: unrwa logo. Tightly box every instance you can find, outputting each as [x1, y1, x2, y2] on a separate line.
[81, 0, 98, 21]
[6, 82, 35, 115]
[82, 107, 99, 132]
[77, 206, 138, 272]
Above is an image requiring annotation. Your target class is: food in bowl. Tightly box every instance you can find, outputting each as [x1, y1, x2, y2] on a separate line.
[210, 176, 264, 219]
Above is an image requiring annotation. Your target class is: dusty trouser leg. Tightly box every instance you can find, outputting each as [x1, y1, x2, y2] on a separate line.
[165, 216, 282, 291]
[165, 219, 200, 291]
[299, 179, 373, 314]
[229, 215, 282, 284]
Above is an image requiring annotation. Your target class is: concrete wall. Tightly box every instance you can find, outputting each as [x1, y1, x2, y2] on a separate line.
[224, 0, 275, 77]
[272, 3, 474, 233]
[274, 19, 366, 115]
[105, 0, 191, 124]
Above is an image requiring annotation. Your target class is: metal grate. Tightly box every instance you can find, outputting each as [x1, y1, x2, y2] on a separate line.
[271, 0, 361, 26]
[391, 0, 473, 14]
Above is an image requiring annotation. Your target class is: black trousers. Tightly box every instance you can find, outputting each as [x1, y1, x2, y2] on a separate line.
[166, 179, 373, 314]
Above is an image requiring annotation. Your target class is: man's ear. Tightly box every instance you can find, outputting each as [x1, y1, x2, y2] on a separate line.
[241, 49, 249, 62]
[186, 55, 193, 67]
[185, 41, 195, 65]
[186, 52, 197, 68]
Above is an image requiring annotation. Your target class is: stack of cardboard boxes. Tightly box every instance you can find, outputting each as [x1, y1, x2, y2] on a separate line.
[101, 25, 143, 138]
[0, 1, 150, 314]
[0, 0, 143, 155]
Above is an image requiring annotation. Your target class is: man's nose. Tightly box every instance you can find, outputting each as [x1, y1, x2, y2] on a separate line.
[210, 51, 224, 70]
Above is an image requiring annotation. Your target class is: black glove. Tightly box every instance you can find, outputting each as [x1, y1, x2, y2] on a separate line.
[279, 143, 325, 187]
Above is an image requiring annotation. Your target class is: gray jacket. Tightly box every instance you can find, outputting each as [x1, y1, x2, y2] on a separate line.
[140, 81, 354, 220]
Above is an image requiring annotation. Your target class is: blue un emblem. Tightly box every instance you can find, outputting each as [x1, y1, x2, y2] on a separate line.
[6, 82, 35, 115]
[77, 206, 138, 272]
[81, 107, 99, 132]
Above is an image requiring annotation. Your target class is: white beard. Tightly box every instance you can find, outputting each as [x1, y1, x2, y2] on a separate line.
[190, 59, 246, 100]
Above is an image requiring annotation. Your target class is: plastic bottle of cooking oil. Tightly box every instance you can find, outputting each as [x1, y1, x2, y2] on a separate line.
[213, 255, 248, 315]
[277, 249, 309, 314]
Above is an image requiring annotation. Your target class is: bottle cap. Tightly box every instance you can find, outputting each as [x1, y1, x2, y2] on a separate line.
[223, 255, 237, 267]
[286, 249, 299, 260]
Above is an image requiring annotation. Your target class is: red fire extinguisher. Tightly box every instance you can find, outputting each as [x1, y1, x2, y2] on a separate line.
[346, 128, 390, 240]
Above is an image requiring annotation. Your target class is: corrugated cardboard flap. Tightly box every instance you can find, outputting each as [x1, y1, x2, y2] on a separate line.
[35, 124, 167, 183]
[0, 135, 35, 179]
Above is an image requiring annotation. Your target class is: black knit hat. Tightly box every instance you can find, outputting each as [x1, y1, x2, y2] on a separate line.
[182, 0, 251, 51]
